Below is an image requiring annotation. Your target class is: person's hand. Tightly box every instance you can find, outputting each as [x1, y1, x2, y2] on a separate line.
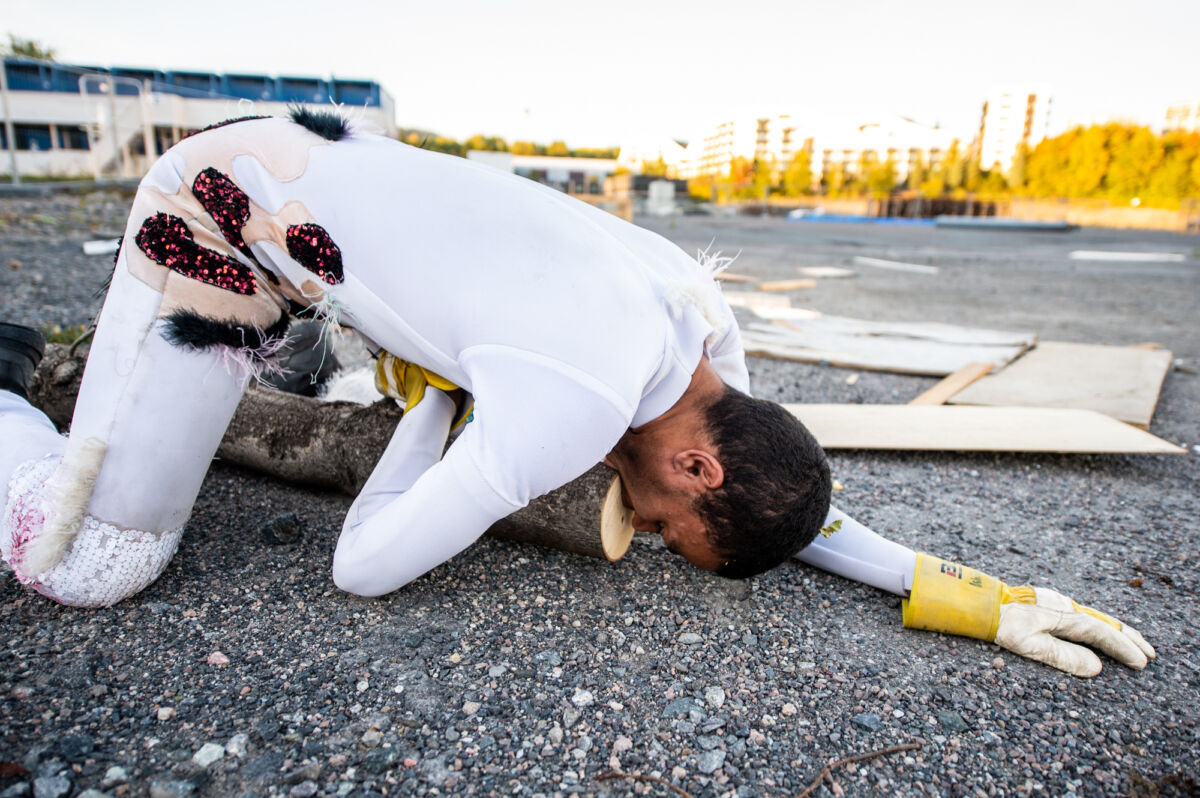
[901, 553, 1155, 677]
[374, 350, 472, 429]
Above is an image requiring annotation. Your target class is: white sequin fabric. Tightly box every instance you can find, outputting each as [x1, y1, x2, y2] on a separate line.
[2, 455, 182, 607]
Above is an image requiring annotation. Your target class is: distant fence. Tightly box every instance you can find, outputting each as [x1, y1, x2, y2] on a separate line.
[757, 194, 1200, 232]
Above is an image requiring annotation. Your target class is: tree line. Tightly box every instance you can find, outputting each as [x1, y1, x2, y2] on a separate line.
[687, 124, 1200, 209]
[398, 130, 618, 161]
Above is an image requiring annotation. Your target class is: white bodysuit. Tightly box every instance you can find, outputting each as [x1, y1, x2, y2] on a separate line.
[0, 114, 914, 606]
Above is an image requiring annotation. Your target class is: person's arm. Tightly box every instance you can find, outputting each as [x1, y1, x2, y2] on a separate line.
[333, 352, 630, 596]
[706, 292, 751, 394]
[795, 505, 1156, 677]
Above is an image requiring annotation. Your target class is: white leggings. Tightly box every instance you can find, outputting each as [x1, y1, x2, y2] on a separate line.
[0, 251, 249, 607]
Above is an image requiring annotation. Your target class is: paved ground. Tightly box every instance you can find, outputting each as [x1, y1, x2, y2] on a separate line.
[1, 193, 1198, 797]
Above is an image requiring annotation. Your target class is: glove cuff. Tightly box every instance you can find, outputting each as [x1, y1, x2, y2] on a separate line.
[902, 553, 1004, 641]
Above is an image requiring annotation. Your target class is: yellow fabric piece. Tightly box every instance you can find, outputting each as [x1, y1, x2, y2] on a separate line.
[1071, 600, 1123, 630]
[1002, 584, 1036, 605]
[901, 553, 1004, 641]
[374, 351, 473, 431]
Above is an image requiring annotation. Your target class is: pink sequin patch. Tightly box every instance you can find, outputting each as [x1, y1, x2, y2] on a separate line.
[192, 168, 252, 256]
[135, 212, 257, 295]
[286, 223, 344, 285]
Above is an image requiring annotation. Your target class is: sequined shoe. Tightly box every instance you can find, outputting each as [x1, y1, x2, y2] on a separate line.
[0, 322, 45, 400]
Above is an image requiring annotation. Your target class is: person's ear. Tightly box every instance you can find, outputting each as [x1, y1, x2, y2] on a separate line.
[673, 449, 724, 491]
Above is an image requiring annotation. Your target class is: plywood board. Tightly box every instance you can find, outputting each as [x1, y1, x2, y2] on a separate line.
[715, 272, 756, 283]
[948, 342, 1173, 429]
[797, 266, 856, 278]
[757, 278, 817, 292]
[909, 362, 993, 406]
[1069, 251, 1185, 262]
[853, 255, 940, 275]
[741, 317, 1035, 376]
[783, 404, 1185, 454]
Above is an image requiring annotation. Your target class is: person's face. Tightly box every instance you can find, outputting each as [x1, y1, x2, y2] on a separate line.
[608, 458, 725, 572]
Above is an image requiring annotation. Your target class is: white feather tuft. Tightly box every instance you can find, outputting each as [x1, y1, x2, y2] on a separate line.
[23, 438, 106, 576]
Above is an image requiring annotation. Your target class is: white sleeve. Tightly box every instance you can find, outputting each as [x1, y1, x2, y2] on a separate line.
[332, 353, 630, 596]
[792, 504, 919, 596]
[707, 294, 751, 395]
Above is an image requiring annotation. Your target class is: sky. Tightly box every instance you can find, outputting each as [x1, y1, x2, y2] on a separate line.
[5, 0, 1199, 148]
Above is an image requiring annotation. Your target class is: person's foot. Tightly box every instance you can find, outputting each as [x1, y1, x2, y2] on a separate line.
[0, 323, 46, 400]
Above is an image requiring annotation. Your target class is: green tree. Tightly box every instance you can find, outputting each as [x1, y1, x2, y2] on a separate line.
[943, 140, 965, 191]
[546, 140, 569, 157]
[906, 156, 926, 192]
[782, 150, 814, 196]
[866, 157, 897, 195]
[1105, 125, 1162, 200]
[965, 157, 983, 192]
[822, 162, 847, 196]
[510, 140, 539, 156]
[1007, 142, 1028, 190]
[640, 157, 669, 177]
[5, 35, 55, 60]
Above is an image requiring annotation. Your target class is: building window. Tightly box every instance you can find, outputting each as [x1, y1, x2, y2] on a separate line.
[15, 124, 53, 151]
[57, 126, 90, 150]
[4, 62, 45, 91]
[278, 77, 324, 103]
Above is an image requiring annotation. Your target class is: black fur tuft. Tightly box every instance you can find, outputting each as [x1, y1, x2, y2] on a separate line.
[183, 115, 271, 140]
[161, 309, 290, 352]
[289, 106, 350, 141]
[94, 237, 122, 299]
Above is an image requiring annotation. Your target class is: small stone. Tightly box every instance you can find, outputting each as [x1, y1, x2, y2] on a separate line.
[88, 685, 108, 698]
[289, 783, 318, 798]
[191, 743, 225, 768]
[697, 750, 726, 774]
[148, 781, 195, 798]
[563, 706, 581, 728]
[571, 688, 595, 707]
[462, 701, 481, 716]
[548, 725, 564, 745]
[361, 749, 395, 775]
[781, 703, 797, 717]
[76, 791, 110, 798]
[328, 754, 348, 769]
[487, 665, 506, 678]
[991, 657, 1005, 669]
[678, 632, 704, 645]
[101, 766, 128, 788]
[533, 650, 563, 667]
[937, 711, 968, 733]
[259, 512, 301, 544]
[32, 776, 71, 798]
[206, 651, 230, 667]
[284, 764, 320, 784]
[704, 686, 726, 709]
[612, 735, 633, 754]
[851, 713, 881, 732]
[361, 729, 382, 747]
[57, 734, 93, 760]
[662, 697, 703, 719]
[156, 707, 176, 721]
[671, 765, 687, 781]
[225, 734, 249, 759]
[980, 730, 1002, 746]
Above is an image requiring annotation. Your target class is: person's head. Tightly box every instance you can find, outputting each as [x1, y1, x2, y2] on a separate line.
[607, 383, 831, 578]
[696, 386, 832, 578]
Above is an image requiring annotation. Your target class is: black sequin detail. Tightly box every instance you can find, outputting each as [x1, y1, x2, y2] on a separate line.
[135, 212, 257, 295]
[286, 223, 344, 285]
[162, 308, 290, 352]
[193, 168, 252, 256]
[182, 115, 271, 140]
[289, 106, 349, 141]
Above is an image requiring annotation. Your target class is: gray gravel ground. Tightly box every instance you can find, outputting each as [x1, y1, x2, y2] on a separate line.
[1, 192, 1198, 798]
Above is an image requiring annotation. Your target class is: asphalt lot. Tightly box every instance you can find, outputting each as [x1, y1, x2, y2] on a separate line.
[1, 193, 1198, 797]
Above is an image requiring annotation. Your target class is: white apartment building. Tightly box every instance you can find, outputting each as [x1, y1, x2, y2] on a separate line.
[677, 113, 956, 188]
[1, 57, 396, 179]
[1164, 102, 1200, 133]
[977, 85, 1052, 171]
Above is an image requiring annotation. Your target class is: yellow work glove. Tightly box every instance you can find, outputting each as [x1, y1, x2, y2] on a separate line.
[902, 553, 1155, 677]
[375, 350, 473, 431]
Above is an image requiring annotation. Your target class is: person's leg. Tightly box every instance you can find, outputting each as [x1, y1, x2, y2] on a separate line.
[2, 245, 251, 607]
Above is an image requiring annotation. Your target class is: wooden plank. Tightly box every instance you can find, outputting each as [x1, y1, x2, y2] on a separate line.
[714, 272, 756, 283]
[757, 278, 817, 292]
[909, 362, 993, 405]
[741, 318, 1035, 376]
[783, 404, 1186, 454]
[853, 255, 940, 275]
[797, 266, 856, 278]
[1069, 250, 1185, 262]
[949, 342, 1173, 429]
